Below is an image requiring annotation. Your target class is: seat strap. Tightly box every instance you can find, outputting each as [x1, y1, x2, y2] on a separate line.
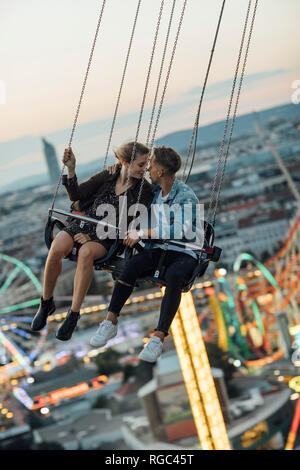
[153, 242, 168, 279]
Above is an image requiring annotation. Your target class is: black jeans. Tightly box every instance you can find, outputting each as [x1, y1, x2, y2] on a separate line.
[108, 248, 198, 336]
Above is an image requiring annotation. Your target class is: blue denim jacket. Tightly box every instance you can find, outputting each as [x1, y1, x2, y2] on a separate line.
[144, 178, 203, 249]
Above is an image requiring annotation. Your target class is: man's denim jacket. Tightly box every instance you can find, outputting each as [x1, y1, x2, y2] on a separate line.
[144, 178, 203, 249]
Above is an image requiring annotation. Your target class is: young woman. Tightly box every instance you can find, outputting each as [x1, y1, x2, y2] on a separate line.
[31, 141, 152, 340]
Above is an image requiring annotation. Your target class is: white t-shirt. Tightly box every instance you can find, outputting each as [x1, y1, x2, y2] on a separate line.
[151, 190, 197, 260]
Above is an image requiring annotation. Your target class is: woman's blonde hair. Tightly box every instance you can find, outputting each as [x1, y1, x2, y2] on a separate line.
[114, 141, 149, 163]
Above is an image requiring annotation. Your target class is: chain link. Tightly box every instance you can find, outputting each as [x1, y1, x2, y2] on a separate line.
[146, 0, 177, 147]
[205, 0, 253, 230]
[212, 0, 259, 227]
[133, 0, 188, 220]
[182, 0, 226, 182]
[199, 0, 258, 264]
[118, 0, 165, 232]
[149, 0, 188, 153]
[102, 0, 142, 170]
[50, 0, 106, 211]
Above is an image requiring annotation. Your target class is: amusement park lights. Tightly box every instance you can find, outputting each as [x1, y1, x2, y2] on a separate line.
[285, 377, 300, 450]
[0, 253, 46, 378]
[170, 289, 231, 450]
[0, 254, 42, 314]
[215, 268, 227, 277]
[234, 253, 280, 290]
[0, 330, 32, 375]
[171, 307, 214, 450]
[47, 282, 212, 322]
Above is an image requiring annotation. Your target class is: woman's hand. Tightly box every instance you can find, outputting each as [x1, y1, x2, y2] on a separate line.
[74, 233, 91, 244]
[62, 147, 76, 173]
[123, 229, 140, 248]
[107, 162, 121, 175]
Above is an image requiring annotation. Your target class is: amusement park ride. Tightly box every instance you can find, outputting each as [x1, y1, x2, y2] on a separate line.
[1, 0, 300, 451]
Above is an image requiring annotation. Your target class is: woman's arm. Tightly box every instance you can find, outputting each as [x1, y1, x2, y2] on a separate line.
[63, 147, 76, 179]
[62, 148, 80, 201]
[62, 148, 108, 202]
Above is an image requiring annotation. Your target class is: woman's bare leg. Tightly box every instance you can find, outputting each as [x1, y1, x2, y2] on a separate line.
[71, 242, 107, 312]
[43, 231, 74, 300]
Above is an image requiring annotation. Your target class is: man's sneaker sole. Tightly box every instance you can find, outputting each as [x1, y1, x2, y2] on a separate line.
[138, 349, 162, 363]
[89, 322, 118, 348]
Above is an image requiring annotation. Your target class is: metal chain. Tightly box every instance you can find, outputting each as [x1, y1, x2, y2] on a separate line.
[118, 0, 165, 231]
[205, 0, 252, 231]
[146, 0, 177, 147]
[149, 0, 188, 153]
[133, 0, 188, 219]
[102, 0, 142, 170]
[50, 0, 106, 212]
[212, 0, 259, 227]
[182, 0, 226, 182]
[199, 0, 258, 264]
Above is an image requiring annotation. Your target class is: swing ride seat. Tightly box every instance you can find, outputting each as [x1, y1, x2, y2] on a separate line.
[44, 209, 222, 292]
[119, 219, 222, 292]
[44, 210, 125, 266]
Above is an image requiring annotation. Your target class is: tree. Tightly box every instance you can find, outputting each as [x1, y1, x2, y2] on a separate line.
[95, 348, 122, 376]
[121, 361, 154, 386]
[122, 364, 139, 384]
[134, 361, 154, 386]
[204, 342, 236, 383]
[92, 395, 108, 409]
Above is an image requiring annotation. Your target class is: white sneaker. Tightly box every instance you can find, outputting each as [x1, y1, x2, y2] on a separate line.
[89, 320, 118, 348]
[138, 336, 163, 363]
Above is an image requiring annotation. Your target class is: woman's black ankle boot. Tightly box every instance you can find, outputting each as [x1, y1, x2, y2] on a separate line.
[31, 297, 56, 331]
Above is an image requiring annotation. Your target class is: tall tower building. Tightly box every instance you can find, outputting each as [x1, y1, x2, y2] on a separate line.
[42, 137, 61, 185]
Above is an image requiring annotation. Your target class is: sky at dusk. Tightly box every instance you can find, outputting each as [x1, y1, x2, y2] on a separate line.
[0, 0, 300, 188]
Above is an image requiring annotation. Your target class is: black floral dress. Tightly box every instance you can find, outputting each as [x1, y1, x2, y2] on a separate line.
[62, 183, 122, 252]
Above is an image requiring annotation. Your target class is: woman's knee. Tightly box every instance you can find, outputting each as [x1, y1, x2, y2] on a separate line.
[77, 244, 95, 264]
[49, 238, 72, 260]
[77, 243, 106, 264]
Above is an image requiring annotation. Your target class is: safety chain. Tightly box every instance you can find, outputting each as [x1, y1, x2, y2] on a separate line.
[212, 0, 259, 227]
[102, 0, 142, 170]
[182, 0, 226, 183]
[118, 0, 165, 232]
[146, 0, 177, 147]
[133, 0, 188, 220]
[50, 0, 106, 211]
[200, 0, 259, 263]
[205, 0, 253, 230]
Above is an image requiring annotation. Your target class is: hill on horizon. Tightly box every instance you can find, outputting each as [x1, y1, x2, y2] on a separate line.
[1, 101, 300, 195]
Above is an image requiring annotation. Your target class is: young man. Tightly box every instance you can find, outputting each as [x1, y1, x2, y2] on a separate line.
[89, 146, 203, 362]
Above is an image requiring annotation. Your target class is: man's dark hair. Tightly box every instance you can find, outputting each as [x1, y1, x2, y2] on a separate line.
[153, 146, 181, 177]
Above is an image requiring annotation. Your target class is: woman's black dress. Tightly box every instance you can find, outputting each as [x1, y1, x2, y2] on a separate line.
[62, 183, 122, 252]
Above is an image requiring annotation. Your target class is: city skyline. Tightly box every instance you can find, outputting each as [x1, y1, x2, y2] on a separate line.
[0, 0, 300, 189]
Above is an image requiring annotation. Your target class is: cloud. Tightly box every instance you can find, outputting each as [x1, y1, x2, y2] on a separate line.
[186, 69, 287, 101]
[0, 151, 42, 171]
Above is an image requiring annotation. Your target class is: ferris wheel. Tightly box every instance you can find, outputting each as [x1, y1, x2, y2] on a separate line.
[0, 253, 46, 376]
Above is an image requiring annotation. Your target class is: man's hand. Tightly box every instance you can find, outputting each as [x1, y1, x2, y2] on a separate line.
[74, 233, 92, 244]
[123, 229, 141, 248]
[107, 162, 121, 175]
